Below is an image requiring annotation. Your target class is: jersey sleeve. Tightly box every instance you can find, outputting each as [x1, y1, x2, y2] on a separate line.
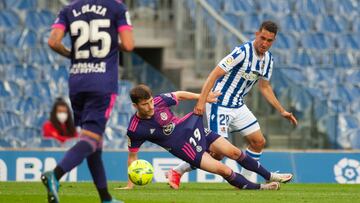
[115, 2, 133, 32]
[52, 6, 69, 32]
[127, 131, 145, 152]
[261, 53, 274, 81]
[154, 93, 178, 108]
[217, 46, 246, 72]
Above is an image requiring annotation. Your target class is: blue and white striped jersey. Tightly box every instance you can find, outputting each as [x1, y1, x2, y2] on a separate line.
[213, 41, 274, 108]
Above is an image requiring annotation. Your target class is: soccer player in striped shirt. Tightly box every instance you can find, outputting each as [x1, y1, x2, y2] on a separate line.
[121, 84, 292, 190]
[170, 21, 297, 187]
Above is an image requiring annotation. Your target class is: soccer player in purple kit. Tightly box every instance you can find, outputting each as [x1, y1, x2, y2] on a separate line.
[121, 84, 292, 190]
[41, 0, 133, 203]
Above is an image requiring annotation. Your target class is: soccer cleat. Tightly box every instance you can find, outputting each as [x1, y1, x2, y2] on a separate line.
[41, 171, 60, 203]
[165, 169, 181, 189]
[102, 199, 124, 203]
[269, 172, 293, 183]
[260, 182, 280, 190]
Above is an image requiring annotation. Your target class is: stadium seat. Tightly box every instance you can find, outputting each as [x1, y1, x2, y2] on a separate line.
[328, 84, 353, 103]
[317, 113, 359, 148]
[224, 0, 256, 14]
[39, 139, 61, 148]
[279, 68, 307, 85]
[6, 64, 41, 83]
[0, 9, 21, 29]
[346, 128, 360, 149]
[294, 0, 328, 16]
[343, 69, 360, 86]
[241, 14, 262, 32]
[25, 9, 55, 30]
[256, 0, 292, 14]
[272, 33, 298, 50]
[317, 15, 350, 33]
[0, 111, 22, 132]
[222, 13, 241, 29]
[3, 126, 41, 148]
[5, 28, 38, 49]
[0, 139, 11, 148]
[333, 0, 359, 17]
[206, 0, 223, 11]
[302, 33, 333, 50]
[15, 97, 44, 115]
[26, 47, 53, 65]
[4, 0, 37, 10]
[0, 81, 11, 97]
[326, 51, 354, 68]
[50, 64, 69, 90]
[0, 49, 21, 64]
[335, 33, 360, 50]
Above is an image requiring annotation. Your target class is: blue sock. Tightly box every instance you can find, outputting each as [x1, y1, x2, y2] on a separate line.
[224, 170, 260, 189]
[87, 150, 111, 201]
[236, 151, 271, 180]
[57, 140, 94, 174]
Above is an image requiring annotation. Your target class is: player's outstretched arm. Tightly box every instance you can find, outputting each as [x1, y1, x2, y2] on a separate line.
[173, 91, 221, 103]
[115, 151, 138, 190]
[194, 66, 226, 115]
[258, 79, 298, 126]
[48, 28, 71, 59]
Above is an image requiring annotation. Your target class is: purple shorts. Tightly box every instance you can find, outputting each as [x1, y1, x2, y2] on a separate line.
[70, 92, 117, 136]
[171, 114, 221, 168]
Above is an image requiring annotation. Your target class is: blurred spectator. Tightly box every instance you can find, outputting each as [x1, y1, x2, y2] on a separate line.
[42, 98, 78, 143]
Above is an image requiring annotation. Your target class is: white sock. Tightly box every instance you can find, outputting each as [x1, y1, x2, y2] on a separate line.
[173, 162, 193, 175]
[240, 148, 262, 183]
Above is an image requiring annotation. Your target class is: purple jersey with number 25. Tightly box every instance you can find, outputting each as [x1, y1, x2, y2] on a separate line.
[52, 0, 132, 94]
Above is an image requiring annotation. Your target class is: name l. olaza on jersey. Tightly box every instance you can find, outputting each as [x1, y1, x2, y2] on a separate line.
[72, 4, 107, 17]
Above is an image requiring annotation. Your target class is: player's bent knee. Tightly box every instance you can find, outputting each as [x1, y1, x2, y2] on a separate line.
[249, 138, 266, 151]
[209, 151, 225, 160]
[80, 136, 99, 153]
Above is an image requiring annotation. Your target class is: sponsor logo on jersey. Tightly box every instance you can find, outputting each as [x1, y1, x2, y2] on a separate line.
[225, 56, 234, 65]
[160, 112, 168, 121]
[150, 128, 155, 134]
[163, 122, 175, 135]
[204, 128, 211, 136]
[196, 146, 203, 152]
[239, 71, 258, 81]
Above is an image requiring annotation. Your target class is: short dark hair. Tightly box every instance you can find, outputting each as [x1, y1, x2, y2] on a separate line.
[259, 20, 278, 35]
[130, 84, 152, 104]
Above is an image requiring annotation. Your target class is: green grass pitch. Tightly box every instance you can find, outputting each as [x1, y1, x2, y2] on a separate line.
[0, 182, 359, 203]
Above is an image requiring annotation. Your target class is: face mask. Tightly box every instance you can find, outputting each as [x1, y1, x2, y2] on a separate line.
[56, 112, 68, 124]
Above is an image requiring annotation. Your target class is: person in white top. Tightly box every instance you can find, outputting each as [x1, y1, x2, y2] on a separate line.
[167, 20, 298, 189]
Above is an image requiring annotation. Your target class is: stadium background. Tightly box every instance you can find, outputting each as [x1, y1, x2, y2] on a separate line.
[0, 0, 359, 185]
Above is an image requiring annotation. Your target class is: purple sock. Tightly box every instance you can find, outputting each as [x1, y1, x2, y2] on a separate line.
[57, 140, 94, 174]
[224, 170, 260, 189]
[237, 152, 271, 180]
[87, 150, 111, 201]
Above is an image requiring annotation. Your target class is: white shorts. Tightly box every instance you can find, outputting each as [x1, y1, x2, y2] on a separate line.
[206, 103, 260, 138]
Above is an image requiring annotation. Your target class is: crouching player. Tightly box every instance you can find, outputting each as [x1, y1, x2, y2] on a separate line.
[121, 84, 292, 190]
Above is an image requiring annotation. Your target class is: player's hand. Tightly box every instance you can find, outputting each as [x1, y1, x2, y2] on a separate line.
[206, 91, 221, 103]
[194, 101, 205, 115]
[281, 111, 298, 126]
